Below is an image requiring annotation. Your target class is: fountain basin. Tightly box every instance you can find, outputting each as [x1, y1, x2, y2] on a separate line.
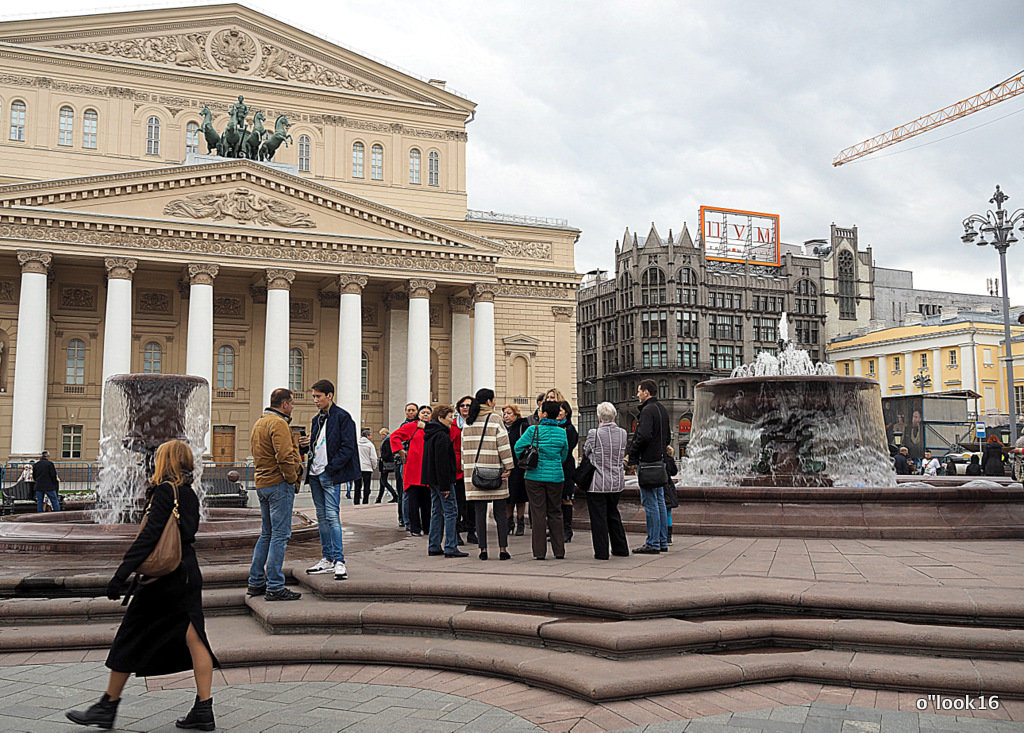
[0, 509, 318, 553]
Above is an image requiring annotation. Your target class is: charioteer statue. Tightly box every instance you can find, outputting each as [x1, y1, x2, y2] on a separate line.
[199, 95, 292, 163]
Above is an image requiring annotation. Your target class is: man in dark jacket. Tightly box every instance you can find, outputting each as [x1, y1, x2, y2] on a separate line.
[893, 447, 912, 475]
[32, 450, 61, 513]
[299, 379, 359, 581]
[628, 380, 670, 554]
[421, 405, 467, 558]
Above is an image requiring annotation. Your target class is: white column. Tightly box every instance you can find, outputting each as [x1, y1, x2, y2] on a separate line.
[337, 274, 367, 428]
[101, 257, 137, 384]
[262, 269, 294, 408]
[852, 358, 862, 377]
[386, 291, 409, 428]
[904, 352, 914, 392]
[10, 251, 52, 458]
[186, 263, 218, 455]
[406, 279, 435, 406]
[450, 295, 473, 400]
[877, 354, 888, 396]
[932, 348, 942, 392]
[472, 284, 496, 392]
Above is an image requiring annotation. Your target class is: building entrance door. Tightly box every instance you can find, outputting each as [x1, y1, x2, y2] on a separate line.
[211, 426, 235, 462]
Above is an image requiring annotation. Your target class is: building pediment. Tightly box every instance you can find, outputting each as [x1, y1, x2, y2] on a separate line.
[503, 333, 542, 351]
[0, 159, 506, 256]
[0, 4, 474, 112]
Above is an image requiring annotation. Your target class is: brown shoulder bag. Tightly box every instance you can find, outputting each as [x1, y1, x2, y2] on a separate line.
[136, 483, 182, 579]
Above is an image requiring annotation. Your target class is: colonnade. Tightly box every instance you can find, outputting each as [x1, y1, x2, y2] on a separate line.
[7, 249, 497, 458]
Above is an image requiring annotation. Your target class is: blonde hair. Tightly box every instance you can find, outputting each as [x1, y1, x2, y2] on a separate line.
[665, 444, 674, 457]
[545, 388, 566, 403]
[150, 439, 194, 488]
[379, 427, 389, 437]
[502, 403, 522, 418]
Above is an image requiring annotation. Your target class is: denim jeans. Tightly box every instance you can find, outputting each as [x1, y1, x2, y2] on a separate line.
[248, 481, 295, 592]
[639, 485, 668, 549]
[396, 463, 408, 527]
[428, 484, 458, 554]
[308, 472, 344, 563]
[35, 490, 61, 512]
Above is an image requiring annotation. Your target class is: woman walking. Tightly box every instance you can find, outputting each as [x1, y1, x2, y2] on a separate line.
[376, 428, 399, 504]
[502, 403, 529, 536]
[515, 401, 569, 560]
[462, 389, 515, 560]
[66, 439, 219, 730]
[390, 405, 433, 535]
[354, 428, 377, 505]
[583, 402, 629, 560]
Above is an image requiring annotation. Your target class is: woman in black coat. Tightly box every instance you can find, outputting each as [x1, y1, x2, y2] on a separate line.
[502, 404, 530, 536]
[67, 439, 219, 731]
[982, 436, 1006, 476]
[557, 401, 578, 542]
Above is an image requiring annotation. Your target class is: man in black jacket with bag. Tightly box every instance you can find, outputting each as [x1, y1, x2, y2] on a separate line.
[628, 380, 670, 554]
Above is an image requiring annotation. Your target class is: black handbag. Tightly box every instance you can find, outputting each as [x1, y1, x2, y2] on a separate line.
[471, 415, 504, 490]
[575, 454, 596, 491]
[517, 424, 541, 470]
[638, 461, 669, 487]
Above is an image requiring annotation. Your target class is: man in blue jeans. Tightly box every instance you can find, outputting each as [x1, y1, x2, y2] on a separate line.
[248, 388, 304, 600]
[299, 379, 359, 581]
[628, 379, 670, 554]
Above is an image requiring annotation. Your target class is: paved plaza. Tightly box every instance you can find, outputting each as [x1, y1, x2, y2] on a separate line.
[1, 501, 1023, 731]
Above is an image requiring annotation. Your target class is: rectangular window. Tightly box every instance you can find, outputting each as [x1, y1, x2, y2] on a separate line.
[678, 311, 698, 338]
[58, 108, 73, 146]
[868, 360, 875, 376]
[678, 342, 698, 368]
[10, 102, 26, 141]
[794, 319, 819, 345]
[1016, 385, 1024, 418]
[641, 311, 667, 339]
[371, 146, 383, 180]
[921, 353, 928, 368]
[893, 355, 901, 373]
[708, 314, 742, 340]
[844, 363, 850, 376]
[62, 425, 83, 459]
[605, 381, 618, 403]
[428, 151, 439, 186]
[709, 344, 736, 370]
[753, 317, 778, 343]
[949, 350, 958, 367]
[984, 348, 993, 366]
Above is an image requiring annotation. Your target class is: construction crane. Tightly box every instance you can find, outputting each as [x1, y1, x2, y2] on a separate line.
[833, 71, 1024, 166]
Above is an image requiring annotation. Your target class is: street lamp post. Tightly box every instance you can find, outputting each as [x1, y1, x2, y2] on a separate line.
[962, 185, 1024, 444]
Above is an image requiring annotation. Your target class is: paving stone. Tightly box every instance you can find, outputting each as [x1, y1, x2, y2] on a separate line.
[878, 711, 919, 733]
[770, 707, 811, 724]
[841, 721, 881, 733]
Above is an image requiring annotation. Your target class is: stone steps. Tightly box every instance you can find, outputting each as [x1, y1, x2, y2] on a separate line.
[0, 587, 247, 625]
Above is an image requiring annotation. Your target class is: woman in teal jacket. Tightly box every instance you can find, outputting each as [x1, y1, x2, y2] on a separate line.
[515, 401, 569, 559]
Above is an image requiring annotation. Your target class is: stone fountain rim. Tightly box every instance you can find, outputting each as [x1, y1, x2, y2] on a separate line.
[698, 375, 880, 387]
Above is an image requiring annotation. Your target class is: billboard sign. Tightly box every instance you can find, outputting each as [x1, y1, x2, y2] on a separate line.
[699, 206, 781, 266]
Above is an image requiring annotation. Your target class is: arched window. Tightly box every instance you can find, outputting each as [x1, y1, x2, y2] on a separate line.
[185, 121, 199, 154]
[677, 267, 698, 305]
[65, 339, 85, 385]
[9, 100, 26, 141]
[838, 250, 855, 319]
[428, 150, 440, 186]
[658, 379, 668, 399]
[409, 148, 421, 184]
[83, 109, 98, 149]
[352, 142, 364, 178]
[512, 355, 529, 396]
[677, 379, 686, 399]
[641, 267, 667, 305]
[142, 342, 162, 374]
[289, 348, 304, 392]
[216, 346, 235, 389]
[361, 351, 369, 393]
[429, 349, 439, 402]
[297, 135, 311, 172]
[371, 144, 384, 180]
[146, 116, 160, 156]
[58, 106, 74, 146]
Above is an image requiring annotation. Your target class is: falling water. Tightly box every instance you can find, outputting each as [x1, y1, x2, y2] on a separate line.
[94, 375, 210, 524]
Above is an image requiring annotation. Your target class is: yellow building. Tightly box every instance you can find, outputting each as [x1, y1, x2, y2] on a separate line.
[0, 4, 580, 462]
[827, 307, 1024, 421]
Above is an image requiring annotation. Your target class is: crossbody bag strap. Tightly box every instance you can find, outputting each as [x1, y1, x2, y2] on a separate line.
[473, 414, 492, 464]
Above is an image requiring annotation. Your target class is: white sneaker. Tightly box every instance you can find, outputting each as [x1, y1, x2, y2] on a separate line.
[306, 558, 332, 575]
[334, 561, 348, 580]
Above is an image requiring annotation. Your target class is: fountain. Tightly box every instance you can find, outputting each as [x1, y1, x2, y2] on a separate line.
[572, 314, 1024, 539]
[0, 374, 317, 553]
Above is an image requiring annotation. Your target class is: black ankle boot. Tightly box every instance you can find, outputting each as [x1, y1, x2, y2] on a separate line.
[563, 504, 573, 542]
[66, 693, 120, 729]
[515, 517, 525, 536]
[176, 695, 215, 731]
[668, 525, 673, 543]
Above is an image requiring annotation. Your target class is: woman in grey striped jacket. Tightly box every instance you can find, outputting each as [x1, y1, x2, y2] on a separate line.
[583, 402, 630, 560]
[461, 388, 515, 560]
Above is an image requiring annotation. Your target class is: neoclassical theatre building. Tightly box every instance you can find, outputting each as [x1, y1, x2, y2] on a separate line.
[0, 4, 580, 462]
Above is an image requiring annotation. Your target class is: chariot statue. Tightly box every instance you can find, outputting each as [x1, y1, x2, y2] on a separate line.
[196, 95, 290, 163]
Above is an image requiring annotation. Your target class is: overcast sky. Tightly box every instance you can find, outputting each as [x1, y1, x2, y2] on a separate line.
[10, 0, 1024, 296]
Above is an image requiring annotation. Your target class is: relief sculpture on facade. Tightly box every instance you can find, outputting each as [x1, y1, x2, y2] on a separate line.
[163, 187, 315, 228]
[497, 239, 553, 260]
[57, 34, 211, 69]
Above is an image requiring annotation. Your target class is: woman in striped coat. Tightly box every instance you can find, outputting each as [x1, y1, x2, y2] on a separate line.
[583, 401, 630, 560]
[461, 388, 515, 560]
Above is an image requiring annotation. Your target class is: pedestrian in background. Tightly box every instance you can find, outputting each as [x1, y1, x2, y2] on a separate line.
[422, 405, 466, 558]
[355, 427, 378, 504]
[583, 402, 629, 560]
[376, 428, 400, 504]
[452, 396, 472, 543]
[502, 403, 529, 536]
[391, 405, 433, 536]
[556, 401, 578, 543]
[629, 379, 670, 555]
[32, 450, 60, 513]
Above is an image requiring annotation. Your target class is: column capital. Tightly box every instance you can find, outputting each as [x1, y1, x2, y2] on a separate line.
[265, 268, 295, 291]
[386, 290, 409, 310]
[551, 305, 574, 322]
[17, 250, 52, 274]
[449, 295, 473, 315]
[338, 273, 368, 295]
[471, 283, 497, 303]
[408, 278, 436, 299]
[104, 257, 138, 280]
[187, 263, 219, 286]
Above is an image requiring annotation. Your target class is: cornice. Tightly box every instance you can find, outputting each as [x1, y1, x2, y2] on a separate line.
[827, 324, 1019, 354]
[0, 162, 502, 254]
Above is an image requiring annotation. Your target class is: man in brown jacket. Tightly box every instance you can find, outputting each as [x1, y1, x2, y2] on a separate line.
[247, 388, 304, 601]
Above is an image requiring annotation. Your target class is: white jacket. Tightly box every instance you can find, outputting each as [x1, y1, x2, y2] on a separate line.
[357, 436, 378, 472]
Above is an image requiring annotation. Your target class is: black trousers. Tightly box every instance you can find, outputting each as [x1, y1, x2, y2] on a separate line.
[586, 492, 629, 560]
[454, 478, 470, 532]
[353, 471, 372, 504]
[406, 484, 431, 534]
[473, 498, 509, 550]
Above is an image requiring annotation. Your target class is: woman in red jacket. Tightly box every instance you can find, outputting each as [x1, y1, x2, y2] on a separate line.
[390, 405, 432, 535]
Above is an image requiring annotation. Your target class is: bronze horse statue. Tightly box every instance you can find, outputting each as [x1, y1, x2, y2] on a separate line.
[258, 115, 292, 162]
[240, 111, 266, 160]
[199, 105, 219, 155]
[217, 95, 249, 157]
